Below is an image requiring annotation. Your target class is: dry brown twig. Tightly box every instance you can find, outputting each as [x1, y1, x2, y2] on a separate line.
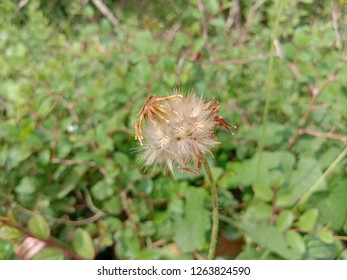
[300, 129, 347, 145]
[54, 212, 105, 227]
[287, 75, 337, 150]
[90, 0, 120, 28]
[237, 0, 265, 44]
[120, 189, 141, 235]
[51, 157, 108, 176]
[204, 53, 269, 66]
[151, 239, 166, 248]
[51, 157, 96, 167]
[274, 39, 341, 149]
[225, 0, 241, 32]
[15, 0, 30, 14]
[197, 0, 208, 43]
[331, 0, 342, 48]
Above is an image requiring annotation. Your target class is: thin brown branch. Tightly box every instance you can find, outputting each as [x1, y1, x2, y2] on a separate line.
[331, 0, 342, 48]
[237, 0, 265, 44]
[193, 251, 205, 260]
[274, 38, 301, 78]
[120, 189, 141, 235]
[167, 22, 181, 44]
[204, 53, 269, 66]
[197, 0, 208, 43]
[176, 50, 187, 84]
[51, 157, 108, 176]
[275, 39, 339, 148]
[225, 0, 241, 32]
[0, 217, 84, 260]
[52, 95, 79, 122]
[54, 212, 105, 227]
[151, 239, 166, 248]
[287, 63, 301, 79]
[274, 38, 283, 58]
[94, 222, 107, 257]
[288, 75, 337, 150]
[15, 0, 30, 14]
[51, 157, 96, 167]
[301, 129, 347, 145]
[90, 0, 120, 28]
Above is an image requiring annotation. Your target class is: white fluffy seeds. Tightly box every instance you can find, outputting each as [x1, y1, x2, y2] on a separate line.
[134, 91, 232, 174]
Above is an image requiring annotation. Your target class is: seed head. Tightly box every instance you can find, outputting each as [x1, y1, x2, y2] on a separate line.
[134, 90, 234, 174]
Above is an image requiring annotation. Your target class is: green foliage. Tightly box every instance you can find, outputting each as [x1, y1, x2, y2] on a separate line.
[0, 0, 346, 259]
[73, 228, 95, 259]
[32, 248, 65, 260]
[175, 188, 210, 253]
[28, 214, 50, 239]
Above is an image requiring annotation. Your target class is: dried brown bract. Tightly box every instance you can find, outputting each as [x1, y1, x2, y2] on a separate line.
[134, 93, 183, 146]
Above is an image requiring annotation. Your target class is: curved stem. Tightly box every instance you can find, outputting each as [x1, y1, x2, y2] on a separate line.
[295, 146, 347, 209]
[0, 217, 84, 260]
[202, 157, 219, 260]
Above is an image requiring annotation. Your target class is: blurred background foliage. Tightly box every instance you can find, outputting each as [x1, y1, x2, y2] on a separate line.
[0, 0, 346, 260]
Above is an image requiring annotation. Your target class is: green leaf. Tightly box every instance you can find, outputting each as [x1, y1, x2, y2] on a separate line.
[7, 145, 32, 169]
[136, 177, 154, 195]
[276, 158, 325, 207]
[236, 245, 265, 260]
[253, 184, 273, 202]
[175, 188, 210, 253]
[73, 228, 95, 259]
[305, 236, 338, 259]
[241, 222, 302, 259]
[28, 214, 50, 239]
[206, 0, 220, 13]
[102, 197, 123, 215]
[242, 201, 272, 223]
[15, 177, 37, 195]
[138, 248, 161, 260]
[0, 239, 14, 260]
[114, 152, 129, 166]
[276, 210, 295, 231]
[173, 32, 191, 51]
[38, 149, 50, 164]
[91, 180, 114, 201]
[293, 27, 312, 47]
[317, 230, 335, 244]
[102, 217, 123, 232]
[296, 208, 318, 232]
[233, 151, 294, 191]
[114, 229, 141, 259]
[318, 182, 347, 230]
[285, 230, 306, 254]
[32, 247, 64, 260]
[57, 166, 87, 199]
[0, 226, 23, 240]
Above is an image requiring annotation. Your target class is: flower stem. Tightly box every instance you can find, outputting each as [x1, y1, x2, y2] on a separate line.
[202, 156, 219, 260]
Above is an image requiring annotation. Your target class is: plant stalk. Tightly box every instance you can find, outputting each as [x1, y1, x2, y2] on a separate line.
[202, 157, 219, 260]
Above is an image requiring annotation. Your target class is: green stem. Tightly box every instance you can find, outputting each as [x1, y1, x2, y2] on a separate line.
[296, 146, 347, 209]
[256, 0, 286, 184]
[202, 157, 219, 260]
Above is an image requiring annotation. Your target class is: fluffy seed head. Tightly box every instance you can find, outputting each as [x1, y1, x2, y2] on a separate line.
[134, 91, 234, 174]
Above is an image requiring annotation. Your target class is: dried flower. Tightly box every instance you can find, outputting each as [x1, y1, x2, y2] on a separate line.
[134, 90, 234, 174]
